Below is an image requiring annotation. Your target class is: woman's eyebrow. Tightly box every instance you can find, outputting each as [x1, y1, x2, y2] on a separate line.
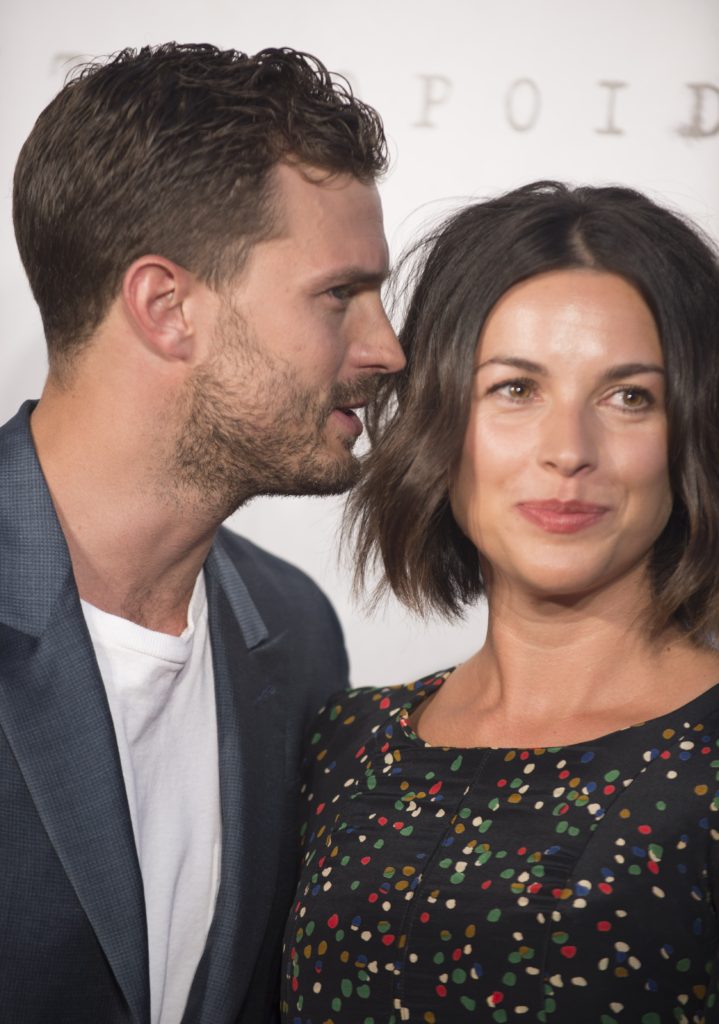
[602, 362, 665, 382]
[476, 356, 546, 374]
[475, 356, 665, 381]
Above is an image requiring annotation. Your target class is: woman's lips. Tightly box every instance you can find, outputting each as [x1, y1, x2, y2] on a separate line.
[516, 500, 610, 534]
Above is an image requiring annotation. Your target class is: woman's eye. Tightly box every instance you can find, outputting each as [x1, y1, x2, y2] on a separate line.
[487, 378, 536, 401]
[609, 386, 654, 411]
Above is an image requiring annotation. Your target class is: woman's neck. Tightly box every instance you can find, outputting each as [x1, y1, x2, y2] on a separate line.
[413, 579, 719, 748]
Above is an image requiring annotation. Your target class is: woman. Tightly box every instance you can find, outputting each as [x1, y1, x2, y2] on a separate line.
[281, 182, 719, 1023]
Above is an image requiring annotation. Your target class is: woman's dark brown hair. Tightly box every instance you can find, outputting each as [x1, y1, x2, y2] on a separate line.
[347, 181, 719, 641]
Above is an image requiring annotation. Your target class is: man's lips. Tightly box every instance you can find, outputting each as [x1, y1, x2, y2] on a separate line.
[330, 403, 365, 438]
[328, 377, 380, 439]
[516, 500, 610, 534]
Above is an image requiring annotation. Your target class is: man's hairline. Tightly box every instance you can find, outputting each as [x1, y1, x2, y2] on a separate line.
[214, 156, 383, 290]
[45, 156, 382, 384]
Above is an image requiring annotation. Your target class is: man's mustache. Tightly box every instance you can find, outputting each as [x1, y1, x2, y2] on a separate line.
[329, 375, 382, 411]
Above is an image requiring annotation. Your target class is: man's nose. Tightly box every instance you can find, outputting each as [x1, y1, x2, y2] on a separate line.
[355, 306, 406, 375]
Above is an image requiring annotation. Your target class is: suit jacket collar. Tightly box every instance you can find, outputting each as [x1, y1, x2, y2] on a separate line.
[204, 534, 268, 650]
[0, 401, 71, 636]
[0, 403, 289, 1023]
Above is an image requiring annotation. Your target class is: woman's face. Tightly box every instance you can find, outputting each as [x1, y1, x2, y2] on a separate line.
[450, 269, 672, 603]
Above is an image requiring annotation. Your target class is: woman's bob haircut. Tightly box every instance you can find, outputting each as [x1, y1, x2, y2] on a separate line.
[347, 181, 719, 641]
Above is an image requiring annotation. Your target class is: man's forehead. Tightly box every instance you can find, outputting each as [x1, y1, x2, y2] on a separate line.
[259, 161, 388, 275]
[270, 161, 383, 226]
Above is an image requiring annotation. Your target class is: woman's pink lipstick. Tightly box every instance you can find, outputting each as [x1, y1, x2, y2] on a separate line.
[516, 500, 609, 534]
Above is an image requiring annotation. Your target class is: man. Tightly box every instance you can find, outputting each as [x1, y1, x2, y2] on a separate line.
[2, 43, 404, 1023]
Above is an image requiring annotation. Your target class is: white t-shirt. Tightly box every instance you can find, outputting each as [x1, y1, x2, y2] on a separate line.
[81, 573, 221, 1024]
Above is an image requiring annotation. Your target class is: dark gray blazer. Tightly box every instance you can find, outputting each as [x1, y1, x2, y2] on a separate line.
[0, 402, 349, 1023]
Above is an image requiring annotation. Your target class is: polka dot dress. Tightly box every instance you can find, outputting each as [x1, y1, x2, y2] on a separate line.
[281, 671, 719, 1023]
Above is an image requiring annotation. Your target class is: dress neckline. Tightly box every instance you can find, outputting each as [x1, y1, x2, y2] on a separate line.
[395, 669, 719, 753]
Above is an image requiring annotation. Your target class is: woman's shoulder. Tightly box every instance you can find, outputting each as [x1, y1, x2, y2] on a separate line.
[306, 668, 452, 753]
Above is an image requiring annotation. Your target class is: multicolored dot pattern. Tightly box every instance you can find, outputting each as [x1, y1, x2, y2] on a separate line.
[281, 671, 719, 1022]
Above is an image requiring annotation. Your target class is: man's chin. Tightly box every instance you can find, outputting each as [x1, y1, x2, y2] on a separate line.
[274, 449, 361, 498]
[295, 461, 360, 497]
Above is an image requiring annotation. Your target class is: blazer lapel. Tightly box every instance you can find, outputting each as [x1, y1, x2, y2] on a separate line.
[183, 540, 289, 1023]
[0, 405, 149, 1023]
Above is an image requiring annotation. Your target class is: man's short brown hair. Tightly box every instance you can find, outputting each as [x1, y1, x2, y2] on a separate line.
[13, 43, 388, 368]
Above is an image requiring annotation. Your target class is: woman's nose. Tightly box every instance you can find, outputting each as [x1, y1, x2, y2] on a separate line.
[538, 405, 597, 477]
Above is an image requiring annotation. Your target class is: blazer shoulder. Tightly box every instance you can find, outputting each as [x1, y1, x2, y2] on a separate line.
[214, 526, 350, 709]
[215, 527, 343, 640]
[216, 526, 331, 609]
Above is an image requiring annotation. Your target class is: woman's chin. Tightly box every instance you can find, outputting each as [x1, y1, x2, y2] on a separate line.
[491, 557, 649, 609]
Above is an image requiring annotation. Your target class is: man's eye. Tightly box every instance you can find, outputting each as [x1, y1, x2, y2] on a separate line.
[326, 285, 353, 302]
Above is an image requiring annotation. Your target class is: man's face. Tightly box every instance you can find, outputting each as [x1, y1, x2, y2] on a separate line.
[174, 163, 405, 516]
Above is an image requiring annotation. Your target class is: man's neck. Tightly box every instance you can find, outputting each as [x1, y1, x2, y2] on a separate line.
[31, 386, 218, 636]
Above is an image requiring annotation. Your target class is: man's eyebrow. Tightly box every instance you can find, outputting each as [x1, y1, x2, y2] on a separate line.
[476, 356, 665, 381]
[315, 265, 389, 289]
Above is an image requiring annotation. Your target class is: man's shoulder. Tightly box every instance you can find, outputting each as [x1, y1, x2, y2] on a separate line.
[212, 525, 347, 659]
[0, 401, 38, 465]
[215, 525, 332, 608]
[214, 526, 351, 720]
[217, 525, 314, 581]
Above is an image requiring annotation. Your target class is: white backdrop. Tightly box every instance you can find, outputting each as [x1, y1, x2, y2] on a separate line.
[1, 0, 717, 685]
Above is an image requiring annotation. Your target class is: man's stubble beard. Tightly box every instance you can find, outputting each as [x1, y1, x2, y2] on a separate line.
[171, 301, 370, 520]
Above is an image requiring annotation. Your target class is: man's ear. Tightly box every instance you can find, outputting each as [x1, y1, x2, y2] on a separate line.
[121, 256, 198, 362]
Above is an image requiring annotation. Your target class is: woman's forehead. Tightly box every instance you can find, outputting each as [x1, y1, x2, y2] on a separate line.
[475, 269, 663, 369]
